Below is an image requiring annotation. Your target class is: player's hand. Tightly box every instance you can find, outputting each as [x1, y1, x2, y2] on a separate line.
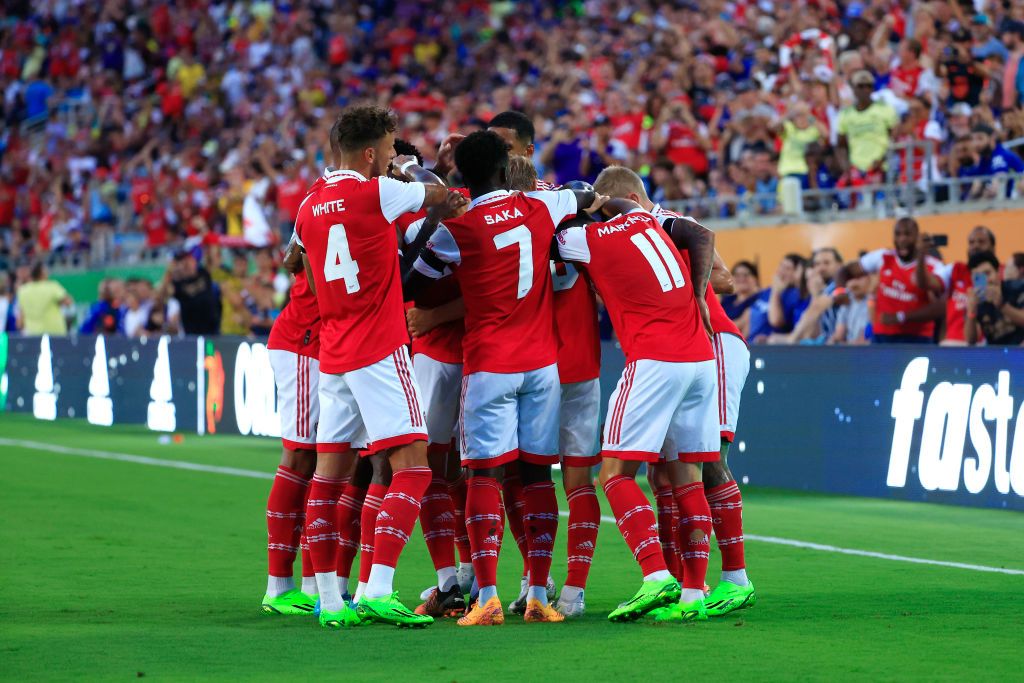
[406, 307, 438, 338]
[585, 193, 609, 214]
[427, 191, 469, 222]
[392, 154, 420, 178]
[697, 295, 714, 339]
[434, 133, 465, 175]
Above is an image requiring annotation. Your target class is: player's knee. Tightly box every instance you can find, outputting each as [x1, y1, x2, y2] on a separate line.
[667, 460, 702, 486]
[315, 450, 356, 479]
[352, 456, 373, 488]
[562, 465, 592, 490]
[519, 462, 552, 486]
[280, 447, 316, 477]
[703, 460, 733, 488]
[647, 462, 670, 490]
[387, 440, 427, 470]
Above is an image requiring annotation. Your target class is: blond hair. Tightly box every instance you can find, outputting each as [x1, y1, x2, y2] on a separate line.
[594, 165, 647, 201]
[506, 155, 537, 192]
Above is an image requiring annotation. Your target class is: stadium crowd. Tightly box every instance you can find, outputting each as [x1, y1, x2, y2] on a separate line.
[4, 0, 1024, 269]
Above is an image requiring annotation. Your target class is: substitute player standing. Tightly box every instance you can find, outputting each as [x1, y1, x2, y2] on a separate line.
[261, 231, 323, 616]
[594, 167, 756, 616]
[295, 105, 457, 629]
[405, 131, 598, 625]
[554, 198, 719, 622]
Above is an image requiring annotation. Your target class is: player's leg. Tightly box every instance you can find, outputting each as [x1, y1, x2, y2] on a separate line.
[446, 457, 474, 592]
[263, 350, 319, 614]
[354, 453, 389, 603]
[556, 378, 602, 618]
[646, 462, 683, 584]
[703, 333, 755, 615]
[411, 354, 464, 616]
[456, 370, 520, 626]
[347, 347, 434, 626]
[516, 364, 563, 622]
[658, 359, 720, 623]
[335, 455, 371, 602]
[501, 463, 530, 601]
[599, 360, 682, 622]
[308, 370, 365, 629]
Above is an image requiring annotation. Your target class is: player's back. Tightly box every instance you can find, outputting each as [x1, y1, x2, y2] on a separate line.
[439, 189, 573, 374]
[558, 209, 712, 364]
[296, 168, 419, 374]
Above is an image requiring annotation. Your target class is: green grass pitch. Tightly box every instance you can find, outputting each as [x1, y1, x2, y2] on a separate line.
[1, 414, 1022, 681]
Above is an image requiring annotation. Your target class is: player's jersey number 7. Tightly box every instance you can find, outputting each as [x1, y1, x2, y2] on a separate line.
[631, 228, 685, 292]
[493, 225, 532, 299]
[324, 223, 360, 293]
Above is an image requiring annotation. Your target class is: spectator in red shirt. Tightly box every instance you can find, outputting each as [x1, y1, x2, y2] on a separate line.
[938, 226, 996, 346]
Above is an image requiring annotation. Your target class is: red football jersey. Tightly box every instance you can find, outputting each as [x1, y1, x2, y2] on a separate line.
[403, 214, 464, 364]
[415, 189, 578, 374]
[295, 168, 426, 374]
[651, 205, 744, 341]
[555, 209, 714, 364]
[551, 261, 601, 383]
[860, 248, 942, 337]
[942, 261, 972, 342]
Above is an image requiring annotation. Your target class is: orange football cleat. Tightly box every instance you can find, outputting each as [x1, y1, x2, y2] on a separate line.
[523, 599, 565, 623]
[457, 596, 505, 626]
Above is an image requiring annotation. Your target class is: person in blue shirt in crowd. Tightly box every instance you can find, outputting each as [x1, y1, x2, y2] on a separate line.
[721, 260, 763, 335]
[959, 123, 1024, 198]
[78, 278, 124, 335]
[741, 254, 811, 344]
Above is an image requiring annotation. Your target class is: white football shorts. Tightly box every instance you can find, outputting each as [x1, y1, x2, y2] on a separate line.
[269, 349, 319, 451]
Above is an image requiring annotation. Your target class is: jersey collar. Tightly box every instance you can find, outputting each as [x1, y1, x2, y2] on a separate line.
[324, 168, 367, 182]
[469, 189, 511, 209]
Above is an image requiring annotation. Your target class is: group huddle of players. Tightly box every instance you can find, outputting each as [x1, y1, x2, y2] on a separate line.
[260, 107, 756, 629]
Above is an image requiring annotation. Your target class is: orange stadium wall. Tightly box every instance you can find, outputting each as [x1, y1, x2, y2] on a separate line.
[714, 208, 1024, 272]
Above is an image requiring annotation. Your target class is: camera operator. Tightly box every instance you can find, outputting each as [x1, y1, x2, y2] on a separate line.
[965, 251, 1024, 346]
[158, 248, 221, 336]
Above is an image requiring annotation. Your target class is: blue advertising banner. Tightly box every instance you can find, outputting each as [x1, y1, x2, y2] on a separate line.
[3, 334, 1021, 510]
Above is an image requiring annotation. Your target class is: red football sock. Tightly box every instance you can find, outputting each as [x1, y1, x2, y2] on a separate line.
[466, 476, 504, 589]
[302, 473, 346, 576]
[706, 480, 746, 571]
[335, 481, 367, 581]
[523, 481, 558, 590]
[300, 483, 314, 580]
[448, 474, 471, 564]
[502, 474, 529, 577]
[357, 483, 387, 584]
[674, 482, 712, 590]
[267, 465, 310, 577]
[419, 477, 457, 572]
[373, 466, 430, 569]
[654, 487, 682, 583]
[602, 475, 666, 576]
[565, 484, 600, 589]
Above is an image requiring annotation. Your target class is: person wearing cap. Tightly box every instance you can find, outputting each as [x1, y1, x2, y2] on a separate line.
[972, 14, 1010, 61]
[959, 123, 1024, 199]
[158, 248, 221, 336]
[836, 70, 898, 181]
[943, 29, 987, 106]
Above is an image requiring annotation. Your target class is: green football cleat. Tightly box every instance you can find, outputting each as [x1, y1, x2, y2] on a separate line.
[607, 577, 681, 622]
[318, 604, 362, 629]
[357, 592, 434, 628]
[261, 589, 316, 616]
[705, 580, 756, 617]
[653, 598, 708, 622]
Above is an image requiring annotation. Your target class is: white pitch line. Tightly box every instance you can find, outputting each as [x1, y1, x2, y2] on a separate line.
[4, 436, 1023, 577]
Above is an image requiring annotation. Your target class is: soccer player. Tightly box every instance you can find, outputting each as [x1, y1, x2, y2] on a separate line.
[262, 233, 322, 616]
[295, 105, 456, 629]
[404, 131, 598, 625]
[553, 196, 719, 622]
[504, 160, 602, 618]
[593, 166, 756, 616]
[487, 110, 556, 190]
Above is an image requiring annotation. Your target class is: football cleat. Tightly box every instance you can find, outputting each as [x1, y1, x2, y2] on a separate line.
[607, 577, 681, 622]
[318, 603, 362, 629]
[524, 599, 565, 623]
[705, 580, 756, 617]
[261, 589, 316, 616]
[357, 592, 433, 628]
[415, 585, 467, 617]
[555, 590, 586, 618]
[419, 585, 437, 602]
[546, 575, 557, 601]
[457, 596, 505, 626]
[653, 598, 708, 622]
[508, 576, 529, 614]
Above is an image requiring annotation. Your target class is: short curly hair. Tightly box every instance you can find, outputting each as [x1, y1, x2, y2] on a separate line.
[454, 130, 510, 188]
[330, 106, 398, 155]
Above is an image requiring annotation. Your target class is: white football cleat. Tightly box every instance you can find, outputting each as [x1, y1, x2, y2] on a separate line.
[555, 590, 586, 618]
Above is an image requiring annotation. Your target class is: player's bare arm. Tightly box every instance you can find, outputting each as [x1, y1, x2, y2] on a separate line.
[301, 251, 316, 297]
[282, 234, 304, 275]
[392, 153, 452, 207]
[667, 216, 716, 335]
[400, 191, 468, 280]
[406, 298, 465, 338]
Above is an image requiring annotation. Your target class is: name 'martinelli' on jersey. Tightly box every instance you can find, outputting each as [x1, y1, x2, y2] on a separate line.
[483, 207, 524, 225]
[596, 212, 651, 237]
[311, 199, 347, 217]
